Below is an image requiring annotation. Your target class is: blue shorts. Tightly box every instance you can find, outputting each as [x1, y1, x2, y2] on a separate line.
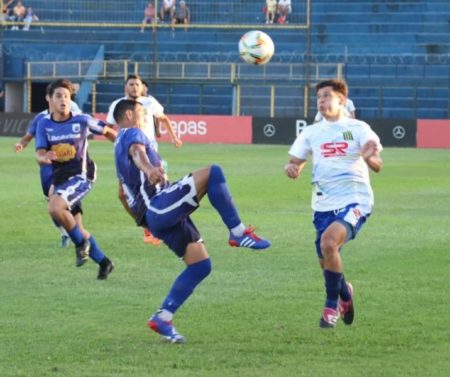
[313, 203, 370, 258]
[54, 175, 92, 210]
[145, 174, 202, 258]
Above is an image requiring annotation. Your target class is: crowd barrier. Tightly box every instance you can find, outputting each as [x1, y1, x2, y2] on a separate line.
[1, 113, 449, 148]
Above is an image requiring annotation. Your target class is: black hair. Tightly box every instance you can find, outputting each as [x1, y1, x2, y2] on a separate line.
[47, 78, 74, 97]
[113, 99, 141, 123]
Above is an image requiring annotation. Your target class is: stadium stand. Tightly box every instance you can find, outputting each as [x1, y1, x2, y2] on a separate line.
[1, 0, 449, 118]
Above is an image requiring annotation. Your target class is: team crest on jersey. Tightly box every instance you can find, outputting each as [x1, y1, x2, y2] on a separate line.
[72, 123, 81, 133]
[343, 131, 353, 141]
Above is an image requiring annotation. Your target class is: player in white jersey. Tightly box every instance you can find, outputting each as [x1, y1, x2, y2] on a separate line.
[284, 79, 383, 329]
[107, 74, 182, 245]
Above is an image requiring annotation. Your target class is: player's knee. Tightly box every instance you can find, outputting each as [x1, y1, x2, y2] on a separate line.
[209, 164, 225, 184]
[320, 236, 339, 259]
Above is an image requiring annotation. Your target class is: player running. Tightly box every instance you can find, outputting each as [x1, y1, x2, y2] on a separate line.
[284, 79, 383, 329]
[35, 78, 117, 279]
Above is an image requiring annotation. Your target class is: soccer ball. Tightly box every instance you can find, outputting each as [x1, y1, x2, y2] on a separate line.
[238, 30, 275, 65]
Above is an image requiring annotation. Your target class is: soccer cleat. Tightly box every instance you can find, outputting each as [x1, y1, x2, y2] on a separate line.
[319, 307, 338, 329]
[147, 314, 186, 344]
[75, 239, 91, 267]
[97, 257, 114, 280]
[338, 282, 354, 325]
[144, 228, 162, 246]
[228, 226, 271, 250]
[61, 235, 70, 248]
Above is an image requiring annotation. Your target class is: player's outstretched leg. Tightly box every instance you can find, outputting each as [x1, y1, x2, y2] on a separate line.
[206, 164, 271, 250]
[147, 258, 212, 343]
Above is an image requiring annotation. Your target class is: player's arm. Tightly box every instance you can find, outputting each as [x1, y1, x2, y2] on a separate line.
[360, 140, 382, 173]
[158, 114, 182, 147]
[36, 148, 56, 165]
[129, 143, 166, 185]
[284, 156, 307, 180]
[103, 125, 117, 142]
[14, 132, 33, 152]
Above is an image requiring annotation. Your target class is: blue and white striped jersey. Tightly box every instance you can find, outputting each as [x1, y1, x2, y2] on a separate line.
[114, 127, 168, 226]
[35, 113, 106, 185]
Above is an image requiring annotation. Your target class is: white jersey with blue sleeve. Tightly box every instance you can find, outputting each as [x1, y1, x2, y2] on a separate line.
[288, 118, 382, 213]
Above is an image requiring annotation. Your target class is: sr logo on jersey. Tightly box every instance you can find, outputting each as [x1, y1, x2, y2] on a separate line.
[321, 142, 349, 157]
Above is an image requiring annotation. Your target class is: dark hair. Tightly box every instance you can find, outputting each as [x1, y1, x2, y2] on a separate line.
[315, 79, 348, 98]
[113, 99, 141, 123]
[141, 80, 149, 88]
[126, 74, 142, 83]
[47, 79, 74, 97]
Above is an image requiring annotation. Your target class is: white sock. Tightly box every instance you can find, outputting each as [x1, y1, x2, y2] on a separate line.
[230, 223, 246, 237]
[157, 309, 173, 322]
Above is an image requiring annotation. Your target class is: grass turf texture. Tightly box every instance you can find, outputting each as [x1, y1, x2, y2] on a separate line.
[1, 138, 449, 377]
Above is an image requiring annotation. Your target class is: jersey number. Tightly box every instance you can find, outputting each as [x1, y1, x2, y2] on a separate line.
[321, 142, 349, 157]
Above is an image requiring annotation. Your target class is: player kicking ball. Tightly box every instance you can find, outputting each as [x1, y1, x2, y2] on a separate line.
[113, 99, 271, 343]
[285, 79, 383, 329]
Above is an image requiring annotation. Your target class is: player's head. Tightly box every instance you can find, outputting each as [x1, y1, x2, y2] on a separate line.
[125, 74, 143, 100]
[315, 79, 348, 120]
[113, 99, 145, 129]
[47, 79, 74, 117]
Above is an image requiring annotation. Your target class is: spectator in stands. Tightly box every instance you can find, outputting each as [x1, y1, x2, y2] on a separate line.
[1, 0, 14, 23]
[160, 0, 176, 23]
[265, 0, 277, 24]
[141, 1, 156, 32]
[277, 0, 291, 24]
[11, 0, 26, 30]
[314, 98, 356, 122]
[22, 7, 38, 31]
[171, 0, 190, 31]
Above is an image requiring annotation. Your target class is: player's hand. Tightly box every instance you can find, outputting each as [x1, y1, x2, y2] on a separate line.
[146, 167, 167, 185]
[14, 143, 23, 153]
[360, 140, 379, 160]
[285, 163, 300, 179]
[45, 150, 58, 163]
[172, 137, 183, 148]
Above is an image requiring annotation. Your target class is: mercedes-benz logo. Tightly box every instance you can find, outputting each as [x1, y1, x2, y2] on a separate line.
[392, 125, 406, 139]
[263, 123, 276, 137]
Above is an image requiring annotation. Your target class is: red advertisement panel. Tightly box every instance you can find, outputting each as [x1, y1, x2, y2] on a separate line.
[94, 114, 252, 144]
[417, 120, 450, 148]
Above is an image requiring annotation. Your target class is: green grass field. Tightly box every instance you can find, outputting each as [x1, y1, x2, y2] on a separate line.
[1, 138, 449, 377]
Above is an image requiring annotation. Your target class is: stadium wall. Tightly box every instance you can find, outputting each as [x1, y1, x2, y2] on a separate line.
[1, 113, 449, 148]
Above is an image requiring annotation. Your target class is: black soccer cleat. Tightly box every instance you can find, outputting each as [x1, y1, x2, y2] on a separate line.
[338, 283, 355, 325]
[97, 257, 114, 280]
[75, 239, 91, 267]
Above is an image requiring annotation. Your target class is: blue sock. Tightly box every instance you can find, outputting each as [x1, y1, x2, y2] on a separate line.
[88, 236, 106, 264]
[340, 274, 351, 301]
[68, 225, 84, 246]
[324, 269, 342, 310]
[162, 258, 212, 314]
[207, 164, 241, 229]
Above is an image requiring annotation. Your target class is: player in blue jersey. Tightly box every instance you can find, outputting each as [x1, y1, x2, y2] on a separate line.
[15, 89, 82, 247]
[35, 78, 117, 280]
[113, 99, 271, 343]
[284, 79, 383, 329]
